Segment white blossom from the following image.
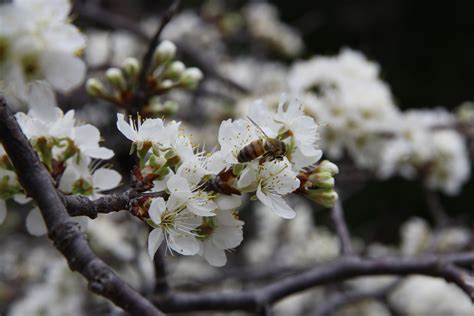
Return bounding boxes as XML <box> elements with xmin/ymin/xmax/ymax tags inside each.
<box><xmin>0</xmin><ymin>0</ymin><xmax>86</xmax><ymax>100</ymax></box>
<box><xmin>198</xmin><ymin>210</ymin><xmax>244</xmax><ymax>267</ymax></box>
<box><xmin>239</xmin><ymin>159</ymin><xmax>300</xmax><ymax>219</ymax></box>
<box><xmin>147</xmin><ymin>196</ymin><xmax>202</xmax><ymax>258</ymax></box>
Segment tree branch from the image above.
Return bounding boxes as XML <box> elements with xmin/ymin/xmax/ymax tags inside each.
<box><xmin>0</xmin><ymin>95</ymin><xmax>163</xmax><ymax>316</ymax></box>
<box><xmin>312</xmin><ymin>280</ymin><xmax>401</xmax><ymax>316</ymax></box>
<box><xmin>62</xmin><ymin>189</ymin><xmax>136</xmax><ymax>218</ymax></box>
<box><xmin>155</xmin><ymin>253</ymin><xmax>474</xmax><ymax>313</ymax></box>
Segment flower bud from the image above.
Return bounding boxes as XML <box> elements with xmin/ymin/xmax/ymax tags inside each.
<box><xmin>163</xmin><ymin>61</ymin><xmax>185</xmax><ymax>79</ymax></box>
<box><xmin>307</xmin><ymin>188</ymin><xmax>339</xmax><ymax>208</ymax></box>
<box><xmin>160</xmin><ymin>79</ymin><xmax>174</xmax><ymax>90</ymax></box>
<box><xmin>86</xmin><ymin>78</ymin><xmax>106</xmax><ymax>97</ymax></box>
<box><xmin>308</xmin><ymin>171</ymin><xmax>335</xmax><ymax>189</ymax></box>
<box><xmin>180</xmin><ymin>67</ymin><xmax>203</xmax><ymax>88</ymax></box>
<box><xmin>106</xmin><ymin>67</ymin><xmax>127</xmax><ymax>91</ymax></box>
<box><xmin>122</xmin><ymin>57</ymin><xmax>140</xmax><ymax>78</ymax></box>
<box><xmin>316</xmin><ymin>160</ymin><xmax>339</xmax><ymax>176</ymax></box>
<box><xmin>154</xmin><ymin>40</ymin><xmax>176</xmax><ymax>63</ymax></box>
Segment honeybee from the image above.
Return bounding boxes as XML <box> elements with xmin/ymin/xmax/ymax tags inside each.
<box><xmin>237</xmin><ymin>117</ymin><xmax>286</xmax><ymax>163</ymax></box>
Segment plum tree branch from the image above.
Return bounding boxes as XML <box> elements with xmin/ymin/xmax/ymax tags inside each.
<box><xmin>0</xmin><ymin>95</ymin><xmax>163</xmax><ymax>316</ymax></box>
<box><xmin>154</xmin><ymin>253</ymin><xmax>474</xmax><ymax>313</ymax></box>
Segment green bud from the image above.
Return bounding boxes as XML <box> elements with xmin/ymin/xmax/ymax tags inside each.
<box><xmin>308</xmin><ymin>188</ymin><xmax>339</xmax><ymax>208</ymax></box>
<box><xmin>86</xmin><ymin>78</ymin><xmax>106</xmax><ymax>97</ymax></box>
<box><xmin>154</xmin><ymin>40</ymin><xmax>176</xmax><ymax>64</ymax></box>
<box><xmin>106</xmin><ymin>67</ymin><xmax>127</xmax><ymax>91</ymax></box>
<box><xmin>316</xmin><ymin>160</ymin><xmax>339</xmax><ymax>176</ymax></box>
<box><xmin>160</xmin><ymin>79</ymin><xmax>174</xmax><ymax>90</ymax></box>
<box><xmin>163</xmin><ymin>61</ymin><xmax>185</xmax><ymax>79</ymax></box>
<box><xmin>122</xmin><ymin>57</ymin><xmax>140</xmax><ymax>78</ymax></box>
<box><xmin>180</xmin><ymin>67</ymin><xmax>203</xmax><ymax>88</ymax></box>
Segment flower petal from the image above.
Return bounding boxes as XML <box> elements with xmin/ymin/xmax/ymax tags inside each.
<box><xmin>167</xmin><ymin>174</ymin><xmax>191</xmax><ymax>193</ymax></box>
<box><xmin>212</xmin><ymin>226</ymin><xmax>243</xmax><ymax>250</ymax></box>
<box><xmin>42</xmin><ymin>52</ymin><xmax>85</xmax><ymax>93</ymax></box>
<box><xmin>148</xmin><ymin>198</ymin><xmax>166</xmax><ymax>224</ymax></box>
<box><xmin>203</xmin><ymin>241</ymin><xmax>227</xmax><ymax>267</ymax></box>
<box><xmin>92</xmin><ymin>168</ymin><xmax>121</xmax><ymax>191</ymax></box>
<box><xmin>116</xmin><ymin>113</ymin><xmax>138</xmax><ymax>141</ymax></box>
<box><xmin>27</xmin><ymin>81</ymin><xmax>58</xmax><ymax>122</ymax></box>
<box><xmin>169</xmin><ymin>234</ymin><xmax>199</xmax><ymax>255</ymax></box>
<box><xmin>148</xmin><ymin>229</ymin><xmax>164</xmax><ymax>259</ymax></box>
<box><xmin>256</xmin><ymin>186</ymin><xmax>295</xmax><ymax>219</ymax></box>
<box><xmin>215</xmin><ymin>194</ymin><xmax>241</xmax><ymax>210</ymax></box>
<box><xmin>188</xmin><ymin>200</ymin><xmax>216</xmax><ymax>217</ymax></box>
<box><xmin>26</xmin><ymin>207</ymin><xmax>48</xmax><ymax>236</ymax></box>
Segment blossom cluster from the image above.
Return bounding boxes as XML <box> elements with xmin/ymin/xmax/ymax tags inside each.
<box><xmin>288</xmin><ymin>49</ymin><xmax>471</xmax><ymax>195</ymax></box>
<box><xmin>86</xmin><ymin>40</ymin><xmax>203</xmax><ymax>117</ymax></box>
<box><xmin>116</xmin><ymin>96</ymin><xmax>337</xmax><ymax>266</ymax></box>
<box><xmin>0</xmin><ymin>0</ymin><xmax>85</xmax><ymax>102</ymax></box>
<box><xmin>0</xmin><ymin>82</ymin><xmax>121</xmax><ymax>233</ymax></box>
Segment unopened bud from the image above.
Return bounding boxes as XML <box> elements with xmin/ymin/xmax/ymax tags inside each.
<box><xmin>122</xmin><ymin>57</ymin><xmax>140</xmax><ymax>78</ymax></box>
<box><xmin>154</xmin><ymin>40</ymin><xmax>176</xmax><ymax>63</ymax></box>
<box><xmin>160</xmin><ymin>79</ymin><xmax>174</xmax><ymax>90</ymax></box>
<box><xmin>308</xmin><ymin>171</ymin><xmax>335</xmax><ymax>189</ymax></box>
<box><xmin>316</xmin><ymin>160</ymin><xmax>339</xmax><ymax>176</ymax></box>
<box><xmin>163</xmin><ymin>61</ymin><xmax>185</xmax><ymax>79</ymax></box>
<box><xmin>106</xmin><ymin>68</ymin><xmax>127</xmax><ymax>91</ymax></box>
<box><xmin>308</xmin><ymin>188</ymin><xmax>339</xmax><ymax>208</ymax></box>
<box><xmin>86</xmin><ymin>78</ymin><xmax>106</xmax><ymax>97</ymax></box>
<box><xmin>180</xmin><ymin>67</ymin><xmax>203</xmax><ymax>88</ymax></box>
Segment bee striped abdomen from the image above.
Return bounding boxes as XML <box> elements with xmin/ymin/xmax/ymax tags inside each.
<box><xmin>237</xmin><ymin>140</ymin><xmax>265</xmax><ymax>162</ymax></box>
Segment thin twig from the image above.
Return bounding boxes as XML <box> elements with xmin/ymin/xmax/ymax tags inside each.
<box><xmin>0</xmin><ymin>95</ymin><xmax>163</xmax><ymax>316</ymax></box>
<box><xmin>133</xmin><ymin>0</ymin><xmax>180</xmax><ymax>112</ymax></box>
<box><xmin>312</xmin><ymin>280</ymin><xmax>401</xmax><ymax>316</ymax></box>
<box><xmin>423</xmin><ymin>187</ymin><xmax>449</xmax><ymax>228</ymax></box>
<box><xmin>331</xmin><ymin>198</ymin><xmax>354</xmax><ymax>256</ymax></box>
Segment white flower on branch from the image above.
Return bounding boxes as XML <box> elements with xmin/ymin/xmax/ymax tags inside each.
<box><xmin>0</xmin><ymin>0</ymin><xmax>86</xmax><ymax>100</ymax></box>
<box><xmin>147</xmin><ymin>196</ymin><xmax>202</xmax><ymax>258</ymax></box>
<box><xmin>197</xmin><ymin>210</ymin><xmax>244</xmax><ymax>267</ymax></box>
<box><xmin>239</xmin><ymin>159</ymin><xmax>300</xmax><ymax>219</ymax></box>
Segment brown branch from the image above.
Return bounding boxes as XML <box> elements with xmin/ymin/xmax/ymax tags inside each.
<box><xmin>154</xmin><ymin>253</ymin><xmax>474</xmax><ymax>313</ymax></box>
<box><xmin>331</xmin><ymin>198</ymin><xmax>354</xmax><ymax>256</ymax></box>
<box><xmin>133</xmin><ymin>0</ymin><xmax>180</xmax><ymax>112</ymax></box>
<box><xmin>62</xmin><ymin>189</ymin><xmax>136</xmax><ymax>218</ymax></box>
<box><xmin>0</xmin><ymin>95</ymin><xmax>164</xmax><ymax>316</ymax></box>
